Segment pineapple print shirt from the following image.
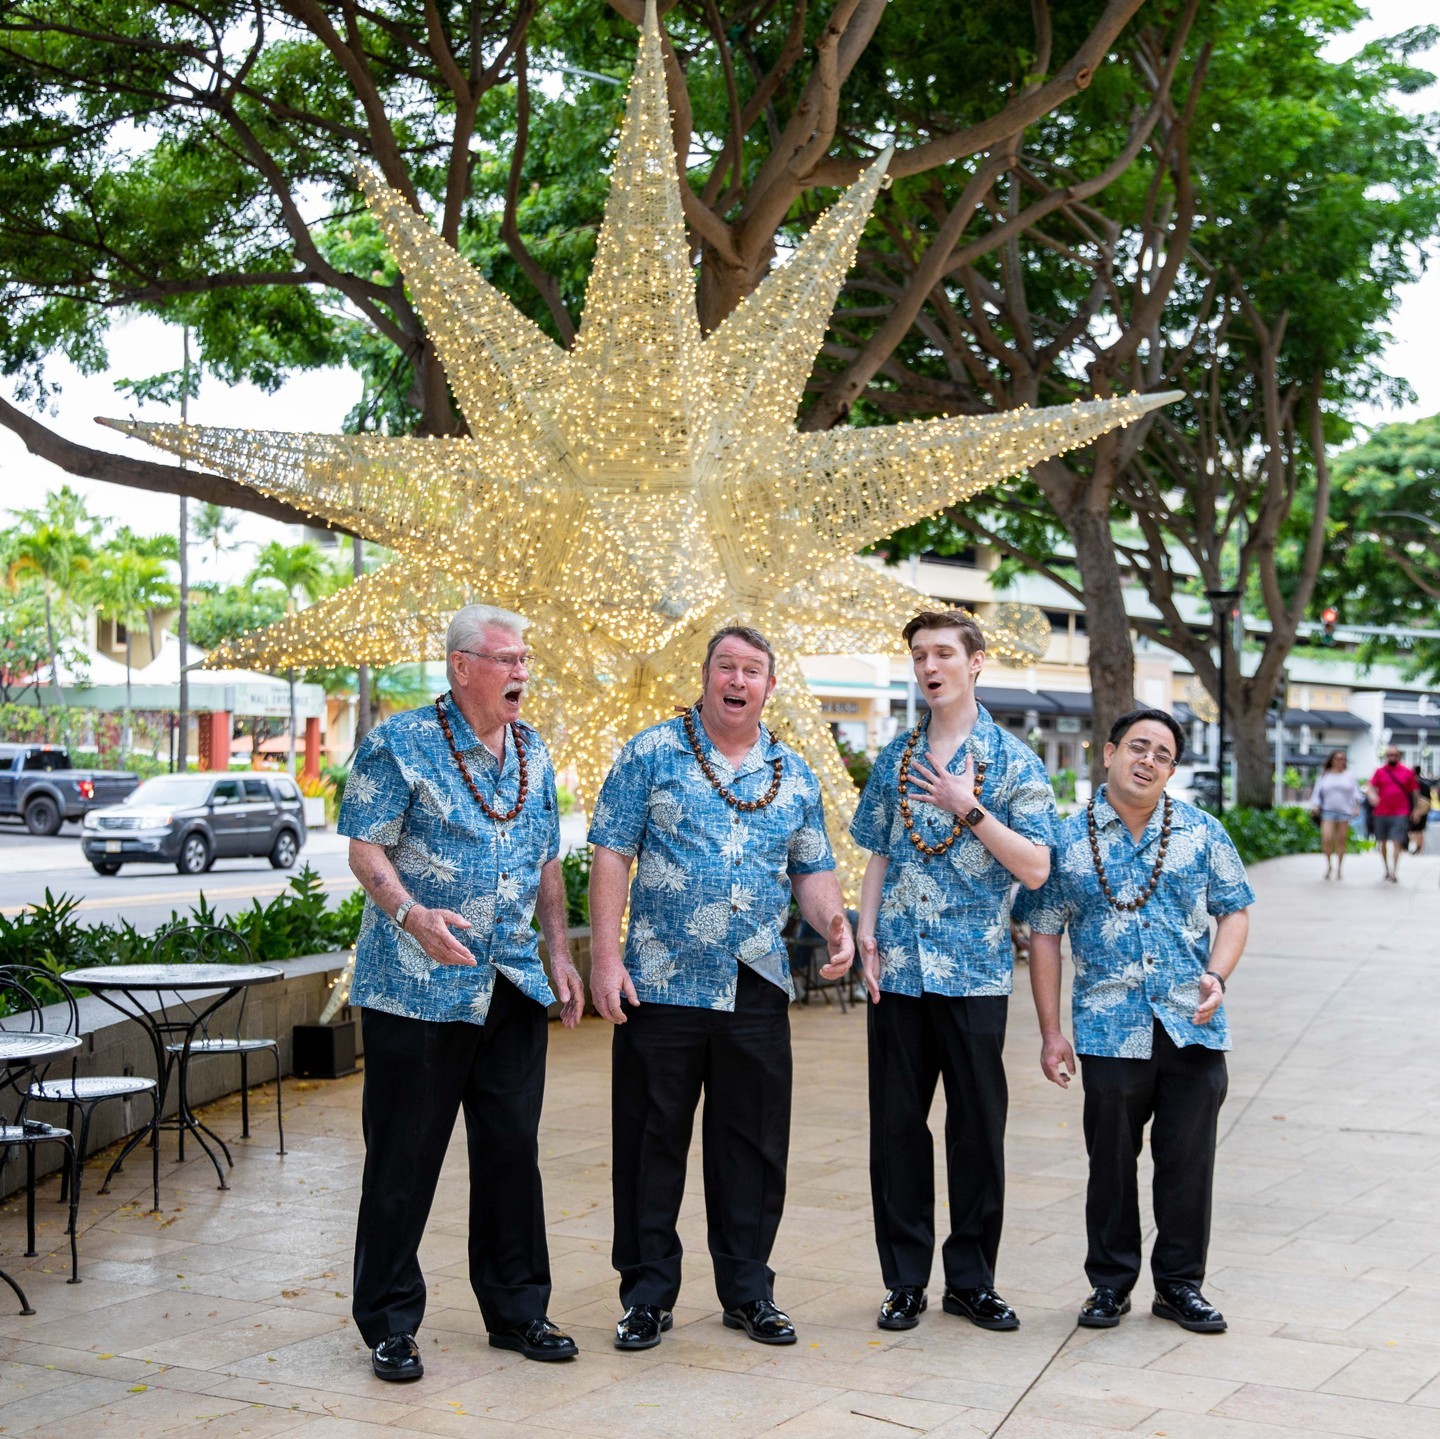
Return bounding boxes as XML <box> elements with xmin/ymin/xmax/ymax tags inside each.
<box><xmin>587</xmin><ymin>710</ymin><xmax>835</xmax><ymax>1011</ymax></box>
<box><xmin>337</xmin><ymin>697</ymin><xmax>560</xmax><ymax>1025</ymax></box>
<box><xmin>850</xmin><ymin>704</ymin><xmax>1057</xmax><ymax>999</ymax></box>
<box><xmin>1013</xmin><ymin>786</ymin><xmax>1254</xmax><ymax>1057</ymax></box>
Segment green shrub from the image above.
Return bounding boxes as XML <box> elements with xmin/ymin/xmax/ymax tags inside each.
<box><xmin>1214</xmin><ymin>805</ymin><xmax>1320</xmax><ymax>865</ymax></box>
<box><xmin>0</xmin><ymin>866</ymin><xmax>364</xmax><ymax>1013</ymax></box>
<box><xmin>560</xmin><ymin>848</ymin><xmax>591</xmax><ymax>927</ymax></box>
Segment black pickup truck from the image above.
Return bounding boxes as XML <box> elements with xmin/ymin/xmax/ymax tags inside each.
<box><xmin>0</xmin><ymin>744</ymin><xmax>140</xmax><ymax>835</ymax></box>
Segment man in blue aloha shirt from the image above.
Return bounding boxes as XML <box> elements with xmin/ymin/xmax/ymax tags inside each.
<box><xmin>1016</xmin><ymin>705</ymin><xmax>1253</xmax><ymax>1336</ymax></box>
<box><xmin>339</xmin><ymin>604</ymin><xmax>584</xmax><ymax>1383</ymax></box>
<box><xmin>588</xmin><ymin>626</ymin><xmax>854</xmax><ymax>1353</ymax></box>
<box><xmin>851</xmin><ymin>610</ymin><xmax>1056</xmax><ymax>1336</ymax></box>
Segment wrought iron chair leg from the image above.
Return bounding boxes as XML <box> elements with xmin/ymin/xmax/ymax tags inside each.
<box><xmin>149</xmin><ymin>1088</ymin><xmax>161</xmax><ymax>1212</ymax></box>
<box><xmin>0</xmin><ymin>1265</ymin><xmax>34</xmax><ymax>1316</ymax></box>
<box><xmin>24</xmin><ymin>1143</ymin><xmax>37</xmax><ymax>1256</ymax></box>
<box><xmin>62</xmin><ymin>1135</ymin><xmax>80</xmax><ymax>1284</ymax></box>
<box><xmin>240</xmin><ymin>1052</ymin><xmax>250</xmax><ymax>1138</ymax></box>
<box><xmin>273</xmin><ymin>1049</ymin><xmax>285</xmax><ymax>1156</ymax></box>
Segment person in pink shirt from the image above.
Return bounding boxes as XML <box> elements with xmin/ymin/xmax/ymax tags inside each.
<box><xmin>1368</xmin><ymin>747</ymin><xmax>1419</xmax><ymax>884</ymax></box>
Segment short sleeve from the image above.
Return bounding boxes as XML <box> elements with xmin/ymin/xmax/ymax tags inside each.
<box><xmin>1203</xmin><ymin>817</ymin><xmax>1255</xmax><ymax>916</ymax></box>
<box><xmin>338</xmin><ymin>728</ymin><xmax>410</xmax><ymax>845</ymax></box>
<box><xmin>1004</xmin><ymin>746</ymin><xmax>1058</xmax><ymax>847</ymax></box>
<box><xmin>541</xmin><ymin>761</ymin><xmax>561</xmax><ymax>865</ymax></box>
<box><xmin>1013</xmin><ymin>868</ymin><xmax>1072</xmax><ymax>935</ymax></box>
<box><xmin>587</xmin><ymin>738</ymin><xmax>653</xmax><ymax>857</ymax></box>
<box><xmin>787</xmin><ymin>767</ymin><xmax>836</xmax><ymax>874</ymax></box>
<box><xmin>849</xmin><ymin>746</ymin><xmax>896</xmax><ymax>855</ymax></box>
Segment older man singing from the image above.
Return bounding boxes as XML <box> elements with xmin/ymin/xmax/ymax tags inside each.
<box><xmin>340</xmin><ymin>603</ymin><xmax>584</xmax><ymax>1381</ymax></box>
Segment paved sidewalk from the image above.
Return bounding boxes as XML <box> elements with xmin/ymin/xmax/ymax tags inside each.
<box><xmin>1</xmin><ymin>850</ymin><xmax>1437</xmax><ymax>1438</ymax></box>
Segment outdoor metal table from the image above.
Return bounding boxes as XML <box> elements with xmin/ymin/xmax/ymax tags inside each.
<box><xmin>59</xmin><ymin>964</ymin><xmax>281</xmax><ymax>1202</ymax></box>
<box><xmin>1</xmin><ymin>1030</ymin><xmax>83</xmax><ymax>1313</ymax></box>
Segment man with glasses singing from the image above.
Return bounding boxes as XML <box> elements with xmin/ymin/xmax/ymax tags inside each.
<box><xmin>1016</xmin><ymin>706</ymin><xmax>1253</xmax><ymax>1334</ymax></box>
<box><xmin>339</xmin><ymin>604</ymin><xmax>585</xmax><ymax>1381</ymax></box>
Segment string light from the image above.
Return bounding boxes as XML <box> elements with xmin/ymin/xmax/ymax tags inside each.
<box><xmin>100</xmin><ymin>0</ymin><xmax>1177</xmax><ymax>892</ymax></box>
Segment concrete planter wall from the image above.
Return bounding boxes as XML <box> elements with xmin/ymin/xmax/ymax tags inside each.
<box><xmin>3</xmin><ymin>929</ymin><xmax>593</xmax><ymax>1199</ymax></box>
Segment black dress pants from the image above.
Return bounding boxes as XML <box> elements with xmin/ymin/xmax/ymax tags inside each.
<box><xmin>868</xmin><ymin>990</ymin><xmax>1009</xmax><ymax>1291</ymax></box>
<box><xmin>611</xmin><ymin>962</ymin><xmax>792</xmax><ymax>1311</ymax></box>
<box><xmin>352</xmin><ymin>976</ymin><xmax>552</xmax><ymax>1346</ymax></box>
<box><xmin>1080</xmin><ymin>1020</ymin><xmax>1228</xmax><ymax>1295</ymax></box>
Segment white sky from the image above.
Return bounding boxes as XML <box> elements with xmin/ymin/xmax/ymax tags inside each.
<box><xmin>1</xmin><ymin>1</ymin><xmax>1434</xmax><ymax>580</ymax></box>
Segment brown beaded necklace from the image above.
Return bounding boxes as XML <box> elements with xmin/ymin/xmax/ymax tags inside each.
<box><xmin>435</xmin><ymin>694</ymin><xmax>529</xmax><ymax>822</ymax></box>
<box><xmin>1088</xmin><ymin>791</ymin><xmax>1172</xmax><ymax>911</ymax></box>
<box><xmin>682</xmin><ymin>705</ymin><xmax>783</xmax><ymax>812</ymax></box>
<box><xmin>897</xmin><ymin>714</ymin><xmax>987</xmax><ymax>858</ymax></box>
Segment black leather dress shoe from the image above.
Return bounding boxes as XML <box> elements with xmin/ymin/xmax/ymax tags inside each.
<box><xmin>941</xmin><ymin>1286</ymin><xmax>1020</xmax><ymax>1331</ymax></box>
<box><xmin>1077</xmin><ymin>1286</ymin><xmax>1131</xmax><ymax>1328</ymax></box>
<box><xmin>877</xmin><ymin>1286</ymin><xmax>928</xmax><ymax>1331</ymax></box>
<box><xmin>371</xmin><ymin>1331</ymin><xmax>423</xmax><ymax>1381</ymax></box>
<box><xmin>1152</xmin><ymin>1281</ymin><xmax>1226</xmax><ymax>1333</ymax></box>
<box><xmin>615</xmin><ymin>1304</ymin><xmax>673</xmax><ymax>1351</ymax></box>
<box><xmin>488</xmin><ymin>1317</ymin><xmax>579</xmax><ymax>1360</ymax></box>
<box><xmin>722</xmin><ymin>1298</ymin><xmax>797</xmax><ymax>1345</ymax></box>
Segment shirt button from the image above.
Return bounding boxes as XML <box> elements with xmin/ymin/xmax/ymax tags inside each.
<box><xmin>730</xmin><ymin>905</ymin><xmax>739</xmax><ymax>913</ymax></box>
<box><xmin>731</xmin><ymin>815</ymin><xmax>740</xmax><ymax>825</ymax></box>
<box><xmin>734</xmin><ymin>858</ymin><xmax>741</xmax><ymax>867</ymax></box>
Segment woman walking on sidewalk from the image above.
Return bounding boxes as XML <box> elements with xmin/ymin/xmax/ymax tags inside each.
<box><xmin>1308</xmin><ymin>750</ymin><xmax>1363</xmax><ymax>880</ymax></box>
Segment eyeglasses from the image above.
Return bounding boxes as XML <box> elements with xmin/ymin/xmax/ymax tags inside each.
<box><xmin>455</xmin><ymin>648</ymin><xmax>535</xmax><ymax>671</ymax></box>
<box><xmin>1122</xmin><ymin>738</ymin><xmax>1177</xmax><ymax>768</ymax></box>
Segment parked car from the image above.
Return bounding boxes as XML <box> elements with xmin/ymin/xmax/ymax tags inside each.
<box><xmin>81</xmin><ymin>772</ymin><xmax>307</xmax><ymax>876</ymax></box>
<box><xmin>0</xmin><ymin>743</ymin><xmax>140</xmax><ymax>835</ymax></box>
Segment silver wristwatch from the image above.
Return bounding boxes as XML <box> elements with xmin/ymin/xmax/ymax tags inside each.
<box><xmin>394</xmin><ymin>899</ymin><xmax>416</xmax><ymax>931</ymax></box>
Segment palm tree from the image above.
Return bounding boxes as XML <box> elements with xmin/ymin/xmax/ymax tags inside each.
<box><xmin>89</xmin><ymin>545</ymin><xmax>177</xmax><ymax>759</ymax></box>
<box><xmin>249</xmin><ymin>540</ymin><xmax>331</xmax><ymax>773</ymax></box>
<box><xmin>7</xmin><ymin>523</ymin><xmax>93</xmax><ymax>709</ymax></box>
<box><xmin>190</xmin><ymin>502</ymin><xmax>239</xmax><ymax>573</ymax></box>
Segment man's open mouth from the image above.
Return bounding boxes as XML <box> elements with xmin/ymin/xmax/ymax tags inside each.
<box><xmin>504</xmin><ymin>684</ymin><xmax>524</xmax><ymax>703</ymax></box>
<box><xmin>925</xmin><ymin>678</ymin><xmax>943</xmax><ymax>693</ymax></box>
<box><xmin>721</xmin><ymin>694</ymin><xmax>748</xmax><ymax>710</ymax></box>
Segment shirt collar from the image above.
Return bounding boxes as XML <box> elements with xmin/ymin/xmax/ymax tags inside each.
<box><xmin>688</xmin><ymin>705</ymin><xmax>778</xmax><ymax>779</ymax></box>
<box><xmin>1092</xmin><ymin>783</ymin><xmax>1169</xmax><ymax>845</ymax></box>
<box><xmin>442</xmin><ymin>692</ymin><xmax>512</xmax><ymax>775</ymax></box>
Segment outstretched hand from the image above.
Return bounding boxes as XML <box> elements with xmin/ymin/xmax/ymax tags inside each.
<box><xmin>857</xmin><ymin>932</ymin><xmax>882</xmax><ymax>1004</ymax></box>
<box><xmin>1040</xmin><ymin>1031</ymin><xmax>1077</xmax><ymax>1088</ymax></box>
<box><xmin>590</xmin><ymin>955</ymin><xmax>639</xmax><ymax>1025</ymax></box>
<box><xmin>818</xmin><ymin>911</ymin><xmax>855</xmax><ymax>981</ymax></box>
<box><xmin>405</xmin><ymin>906</ymin><xmax>476</xmax><ymax>966</ymax></box>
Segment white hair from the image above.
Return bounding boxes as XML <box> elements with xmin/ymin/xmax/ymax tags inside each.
<box><xmin>445</xmin><ymin>604</ymin><xmax>529</xmax><ymax>686</ymax></box>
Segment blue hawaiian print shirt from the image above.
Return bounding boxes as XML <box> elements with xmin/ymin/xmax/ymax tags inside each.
<box><xmin>337</xmin><ymin>697</ymin><xmax>559</xmax><ymax>1025</ymax></box>
<box><xmin>850</xmin><ymin>704</ymin><xmax>1057</xmax><ymax>998</ymax></box>
<box><xmin>1014</xmin><ymin>786</ymin><xmax>1254</xmax><ymax>1057</ymax></box>
<box><xmin>587</xmin><ymin>710</ymin><xmax>836</xmax><ymax>1011</ymax></box>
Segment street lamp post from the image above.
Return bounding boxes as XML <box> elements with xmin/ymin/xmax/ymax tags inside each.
<box><xmin>1205</xmin><ymin>587</ymin><xmax>1241</xmax><ymax>816</ymax></box>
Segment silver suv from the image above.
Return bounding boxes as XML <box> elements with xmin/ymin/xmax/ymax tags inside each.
<box><xmin>81</xmin><ymin>772</ymin><xmax>308</xmax><ymax>876</ymax></box>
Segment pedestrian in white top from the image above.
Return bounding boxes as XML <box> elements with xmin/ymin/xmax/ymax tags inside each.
<box><xmin>1306</xmin><ymin>750</ymin><xmax>1362</xmax><ymax>880</ymax></box>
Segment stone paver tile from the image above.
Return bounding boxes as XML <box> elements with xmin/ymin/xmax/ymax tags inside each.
<box><xmin>1205</xmin><ymin>1267</ymin><xmax>1400</xmax><ymax>1330</ymax></box>
<box><xmin>0</xmin><ymin>1375</ymin><xmax>154</xmax><ymax>1438</ymax></box>
<box><xmin>204</xmin><ymin>1373</ymin><xmax>439</xmax><ymax>1422</ymax></box>
<box><xmin>3</xmin><ymin>1382</ymin><xmax>259</xmax><ymax>1439</ymax></box>
<box><xmin>1029</xmin><ymin>1356</ymin><xmax>1240</xmax><ymax>1415</ymax></box>
<box><xmin>1342</xmin><ymin>1285</ymin><xmax>1440</xmax><ymax>1342</ymax></box>
<box><xmin>154</xmin><ymin>1401</ymin><xmax>318</xmax><ymax>1438</ymax></box>
<box><xmin>523</xmin><ymin>1360</ymin><xmax>840</xmax><ymax>1438</ymax></box>
<box><xmin>761</xmin><ymin>1391</ymin><xmax>992</xmax><ymax>1437</ymax></box>
<box><xmin>1131</xmin><ymin>1409</ymin><xmax>1351</xmax><ymax>1439</ymax></box>
<box><xmin>1320</xmin><ymin>1345</ymin><xmax>1440</xmax><ymax>1402</ymax></box>
<box><xmin>14</xmin><ymin>1289</ymin><xmax>273</xmax><ymax>1354</ymax></box>
<box><xmin>1214</xmin><ymin>1381</ymin><xmax>1440</xmax><ymax>1437</ymax></box>
<box><xmin>1064</xmin><ymin>1322</ymin><xmax>1188</xmax><ymax>1369</ymax></box>
<box><xmin>1147</xmin><ymin>1333</ymin><xmax>1361</xmax><ymax>1389</ymax></box>
<box><xmin>0</xmin><ymin>1359</ymin><xmax>90</xmax><ymax>1402</ymax></box>
<box><xmin>124</xmin><ymin>1308</ymin><xmax>351</xmax><ymax>1369</ymax></box>
<box><xmin>979</xmin><ymin>1420</ymin><xmax>1149</xmax><ymax>1439</ymax></box>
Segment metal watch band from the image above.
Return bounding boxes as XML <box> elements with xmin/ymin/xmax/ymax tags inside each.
<box><xmin>394</xmin><ymin>899</ymin><xmax>416</xmax><ymax>931</ymax></box>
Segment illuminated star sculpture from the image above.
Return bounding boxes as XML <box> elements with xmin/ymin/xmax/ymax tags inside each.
<box><xmin>102</xmin><ymin>0</ymin><xmax>1175</xmax><ymax>885</ymax></box>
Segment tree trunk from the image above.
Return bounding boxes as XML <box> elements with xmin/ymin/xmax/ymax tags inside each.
<box><xmin>1231</xmin><ymin>692</ymin><xmax>1274</xmax><ymax>809</ymax></box>
<box><xmin>1066</xmin><ymin>504</ymin><xmax>1137</xmax><ymax>785</ymax></box>
<box><xmin>122</xmin><ymin>628</ymin><xmax>133</xmax><ymax>761</ymax></box>
<box><xmin>42</xmin><ymin>584</ymin><xmax>60</xmax><ymax>710</ymax></box>
<box><xmin>354</xmin><ymin>538</ymin><xmax>372</xmax><ymax>743</ymax></box>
